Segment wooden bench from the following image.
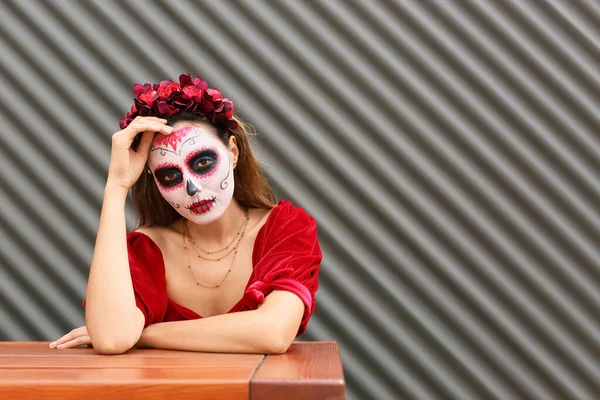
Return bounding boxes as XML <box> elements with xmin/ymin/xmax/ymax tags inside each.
<box><xmin>0</xmin><ymin>341</ymin><xmax>345</xmax><ymax>399</ymax></box>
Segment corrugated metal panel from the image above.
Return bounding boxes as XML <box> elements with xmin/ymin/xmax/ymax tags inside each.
<box><xmin>1</xmin><ymin>1</ymin><xmax>599</xmax><ymax>399</ymax></box>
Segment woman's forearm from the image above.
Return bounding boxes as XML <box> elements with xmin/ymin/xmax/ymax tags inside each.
<box><xmin>137</xmin><ymin>309</ymin><xmax>286</xmax><ymax>354</ymax></box>
<box><xmin>85</xmin><ymin>185</ymin><xmax>143</xmax><ymax>353</ymax></box>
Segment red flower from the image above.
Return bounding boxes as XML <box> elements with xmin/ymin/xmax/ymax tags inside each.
<box><xmin>222</xmin><ymin>99</ymin><xmax>234</xmax><ymax>119</ymax></box>
<box><xmin>121</xmin><ymin>73</ymin><xmax>237</xmax><ymax>131</ymax></box>
<box><xmin>193</xmin><ymin>77</ymin><xmax>208</xmax><ymax>91</ymax></box>
<box><xmin>179</xmin><ymin>73</ymin><xmax>193</xmax><ymax>87</ymax></box>
<box><xmin>199</xmin><ymin>97</ymin><xmax>214</xmax><ymax>113</ymax></box>
<box><xmin>139</xmin><ymin>90</ymin><xmax>158</xmax><ymax>106</ymax></box>
<box><xmin>157</xmin><ymin>81</ymin><xmax>180</xmax><ymax>99</ymax></box>
<box><xmin>212</xmin><ymin>99</ymin><xmax>234</xmax><ymax>119</ymax></box>
<box><xmin>133</xmin><ymin>98</ymin><xmax>152</xmax><ymax>115</ymax></box>
<box><xmin>133</xmin><ymin>83</ymin><xmax>152</xmax><ymax>96</ymax></box>
<box><xmin>119</xmin><ymin>112</ymin><xmax>133</xmax><ymax>129</ymax></box>
<box><xmin>172</xmin><ymin>94</ymin><xmax>194</xmax><ymax>109</ymax></box>
<box><xmin>182</xmin><ymin>85</ymin><xmax>203</xmax><ymax>100</ymax></box>
<box><xmin>206</xmin><ymin>88</ymin><xmax>222</xmax><ymax>101</ymax></box>
<box><xmin>157</xmin><ymin>101</ymin><xmax>179</xmax><ymax>116</ymax></box>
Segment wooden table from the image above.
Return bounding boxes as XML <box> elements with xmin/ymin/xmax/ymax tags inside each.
<box><xmin>0</xmin><ymin>341</ymin><xmax>345</xmax><ymax>399</ymax></box>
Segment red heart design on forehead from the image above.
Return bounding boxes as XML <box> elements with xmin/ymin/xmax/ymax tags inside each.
<box><xmin>153</xmin><ymin>126</ymin><xmax>194</xmax><ymax>152</ymax></box>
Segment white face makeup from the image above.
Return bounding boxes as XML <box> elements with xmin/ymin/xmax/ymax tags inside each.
<box><xmin>147</xmin><ymin>123</ymin><xmax>235</xmax><ymax>225</ymax></box>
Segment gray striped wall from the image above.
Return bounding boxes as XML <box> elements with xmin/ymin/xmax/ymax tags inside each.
<box><xmin>1</xmin><ymin>1</ymin><xmax>599</xmax><ymax>399</ymax></box>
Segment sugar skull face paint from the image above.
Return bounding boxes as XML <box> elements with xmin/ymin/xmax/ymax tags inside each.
<box><xmin>147</xmin><ymin>123</ymin><xmax>235</xmax><ymax>225</ymax></box>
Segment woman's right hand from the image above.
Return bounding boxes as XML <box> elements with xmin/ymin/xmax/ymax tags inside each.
<box><xmin>50</xmin><ymin>325</ymin><xmax>92</xmax><ymax>349</ymax></box>
<box><xmin>106</xmin><ymin>116</ymin><xmax>173</xmax><ymax>190</ymax></box>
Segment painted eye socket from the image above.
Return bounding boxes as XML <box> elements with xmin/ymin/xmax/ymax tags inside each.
<box><xmin>189</xmin><ymin>150</ymin><xmax>218</xmax><ymax>175</ymax></box>
<box><xmin>154</xmin><ymin>168</ymin><xmax>182</xmax><ymax>187</ymax></box>
<box><xmin>194</xmin><ymin>157</ymin><xmax>213</xmax><ymax>169</ymax></box>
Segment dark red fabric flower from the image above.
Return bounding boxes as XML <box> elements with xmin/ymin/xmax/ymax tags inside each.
<box><xmin>181</xmin><ymin>85</ymin><xmax>203</xmax><ymax>100</ymax></box>
<box><xmin>157</xmin><ymin>81</ymin><xmax>180</xmax><ymax>99</ymax></box>
<box><xmin>119</xmin><ymin>73</ymin><xmax>237</xmax><ymax>131</ymax></box>
<box><xmin>139</xmin><ymin>90</ymin><xmax>158</xmax><ymax>106</ymax></box>
<box><xmin>156</xmin><ymin>101</ymin><xmax>178</xmax><ymax>116</ymax></box>
<box><xmin>206</xmin><ymin>88</ymin><xmax>221</xmax><ymax>101</ymax></box>
<box><xmin>133</xmin><ymin>83</ymin><xmax>152</xmax><ymax>96</ymax></box>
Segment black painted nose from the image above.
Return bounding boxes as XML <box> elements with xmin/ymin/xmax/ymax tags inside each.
<box><xmin>186</xmin><ymin>179</ymin><xmax>201</xmax><ymax>196</ymax></box>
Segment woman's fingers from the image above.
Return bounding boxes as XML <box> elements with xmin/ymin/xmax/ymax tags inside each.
<box><xmin>135</xmin><ymin>130</ymin><xmax>157</xmax><ymax>159</ymax></box>
<box><xmin>131</xmin><ymin>116</ymin><xmax>167</xmax><ymax>124</ymax></box>
<box><xmin>106</xmin><ymin>116</ymin><xmax>172</xmax><ymax>189</ymax></box>
<box><xmin>50</xmin><ymin>326</ymin><xmax>88</xmax><ymax>349</ymax></box>
<box><xmin>128</xmin><ymin>117</ymin><xmax>172</xmax><ymax>135</ymax></box>
<box><xmin>145</xmin><ymin>117</ymin><xmax>167</xmax><ymax>122</ymax></box>
<box><xmin>56</xmin><ymin>335</ymin><xmax>92</xmax><ymax>349</ymax></box>
<box><xmin>113</xmin><ymin>117</ymin><xmax>172</xmax><ymax>147</ymax></box>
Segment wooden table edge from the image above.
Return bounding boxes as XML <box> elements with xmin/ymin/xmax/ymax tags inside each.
<box><xmin>250</xmin><ymin>341</ymin><xmax>345</xmax><ymax>399</ymax></box>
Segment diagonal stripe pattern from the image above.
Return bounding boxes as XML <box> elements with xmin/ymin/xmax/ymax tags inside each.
<box><xmin>1</xmin><ymin>1</ymin><xmax>599</xmax><ymax>399</ymax></box>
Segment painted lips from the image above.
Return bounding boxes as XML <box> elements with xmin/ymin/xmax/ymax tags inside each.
<box><xmin>188</xmin><ymin>198</ymin><xmax>215</xmax><ymax>215</ymax></box>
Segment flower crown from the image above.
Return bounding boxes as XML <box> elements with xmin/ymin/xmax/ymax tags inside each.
<box><xmin>119</xmin><ymin>73</ymin><xmax>238</xmax><ymax>131</ymax></box>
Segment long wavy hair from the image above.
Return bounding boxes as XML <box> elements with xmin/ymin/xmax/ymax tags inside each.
<box><xmin>130</xmin><ymin>112</ymin><xmax>276</xmax><ymax>228</ymax></box>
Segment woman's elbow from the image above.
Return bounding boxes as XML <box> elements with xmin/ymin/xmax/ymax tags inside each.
<box><xmin>87</xmin><ymin>309</ymin><xmax>145</xmax><ymax>355</ymax></box>
<box><xmin>89</xmin><ymin>330</ymin><xmax>140</xmax><ymax>355</ymax></box>
<box><xmin>94</xmin><ymin>344</ymin><xmax>127</xmax><ymax>355</ymax></box>
<box><xmin>92</xmin><ymin>338</ymin><xmax>135</xmax><ymax>355</ymax></box>
<box><xmin>263</xmin><ymin>329</ymin><xmax>295</xmax><ymax>355</ymax></box>
<box><xmin>264</xmin><ymin>343</ymin><xmax>289</xmax><ymax>355</ymax></box>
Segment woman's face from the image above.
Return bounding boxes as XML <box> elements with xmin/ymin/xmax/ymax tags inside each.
<box><xmin>147</xmin><ymin>122</ymin><xmax>236</xmax><ymax>225</ymax></box>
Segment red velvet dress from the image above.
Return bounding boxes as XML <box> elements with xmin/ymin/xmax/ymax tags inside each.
<box><xmin>85</xmin><ymin>200</ymin><xmax>322</xmax><ymax>337</ymax></box>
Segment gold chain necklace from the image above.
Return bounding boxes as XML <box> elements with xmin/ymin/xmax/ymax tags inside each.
<box><xmin>183</xmin><ymin>209</ymin><xmax>249</xmax><ymax>261</ymax></box>
<box><xmin>185</xmin><ymin>211</ymin><xmax>246</xmax><ymax>255</ymax></box>
<box><xmin>182</xmin><ymin>209</ymin><xmax>249</xmax><ymax>288</ymax></box>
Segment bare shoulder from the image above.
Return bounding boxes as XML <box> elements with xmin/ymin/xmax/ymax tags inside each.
<box><xmin>248</xmin><ymin>207</ymin><xmax>273</xmax><ymax>234</ymax></box>
<box><xmin>133</xmin><ymin>225</ymin><xmax>171</xmax><ymax>249</ymax></box>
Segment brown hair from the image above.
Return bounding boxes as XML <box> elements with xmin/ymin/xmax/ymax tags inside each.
<box><xmin>130</xmin><ymin>112</ymin><xmax>276</xmax><ymax>228</ymax></box>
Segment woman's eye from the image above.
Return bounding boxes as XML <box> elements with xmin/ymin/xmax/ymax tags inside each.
<box><xmin>194</xmin><ymin>157</ymin><xmax>213</xmax><ymax>169</ymax></box>
<box><xmin>155</xmin><ymin>168</ymin><xmax>182</xmax><ymax>187</ymax></box>
<box><xmin>190</xmin><ymin>151</ymin><xmax>218</xmax><ymax>174</ymax></box>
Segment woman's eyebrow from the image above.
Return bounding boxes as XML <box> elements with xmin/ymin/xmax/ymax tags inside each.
<box><xmin>154</xmin><ymin>162</ymin><xmax>181</xmax><ymax>170</ymax></box>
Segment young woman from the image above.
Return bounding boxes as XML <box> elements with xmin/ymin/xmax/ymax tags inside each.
<box><xmin>50</xmin><ymin>74</ymin><xmax>322</xmax><ymax>355</ymax></box>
